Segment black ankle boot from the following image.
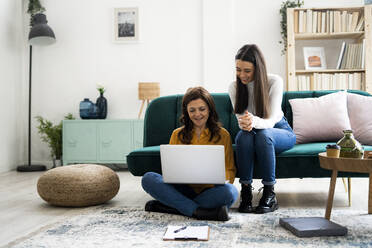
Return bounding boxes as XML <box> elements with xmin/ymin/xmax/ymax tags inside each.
<box><xmin>192</xmin><ymin>206</ymin><xmax>229</xmax><ymax>221</ymax></box>
<box><xmin>145</xmin><ymin>200</ymin><xmax>182</xmax><ymax>215</ymax></box>
<box><xmin>238</xmin><ymin>184</ymin><xmax>254</xmax><ymax>213</ymax></box>
<box><xmin>255</xmin><ymin>185</ymin><xmax>278</xmax><ymax>214</ymax></box>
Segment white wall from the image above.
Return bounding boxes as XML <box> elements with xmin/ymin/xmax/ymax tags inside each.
<box><xmin>1</xmin><ymin>0</ymin><xmax>364</xmax><ymax>170</ymax></box>
<box><xmin>0</xmin><ymin>0</ymin><xmax>25</xmax><ymax>172</ymax></box>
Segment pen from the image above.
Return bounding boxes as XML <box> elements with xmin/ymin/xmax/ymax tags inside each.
<box><xmin>174</xmin><ymin>226</ymin><xmax>187</xmax><ymax>233</ymax></box>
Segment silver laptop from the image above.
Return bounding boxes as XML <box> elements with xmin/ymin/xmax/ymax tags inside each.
<box><xmin>160</xmin><ymin>145</ymin><xmax>226</xmax><ymax>184</ymax></box>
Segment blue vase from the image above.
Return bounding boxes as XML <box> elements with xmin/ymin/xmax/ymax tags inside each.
<box><xmin>80</xmin><ymin>98</ymin><xmax>99</xmax><ymax>119</ymax></box>
<box><xmin>80</xmin><ymin>98</ymin><xmax>94</xmax><ymax>119</ymax></box>
<box><xmin>96</xmin><ymin>93</ymin><xmax>107</xmax><ymax>119</ymax></box>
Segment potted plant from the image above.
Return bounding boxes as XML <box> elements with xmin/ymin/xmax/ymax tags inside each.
<box><xmin>279</xmin><ymin>0</ymin><xmax>304</xmax><ymax>55</ymax></box>
<box><xmin>35</xmin><ymin>113</ymin><xmax>75</xmax><ymax>168</ymax></box>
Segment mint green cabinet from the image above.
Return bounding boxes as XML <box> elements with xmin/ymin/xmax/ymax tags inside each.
<box><xmin>62</xmin><ymin>120</ymin><xmax>143</xmax><ymax>165</ymax></box>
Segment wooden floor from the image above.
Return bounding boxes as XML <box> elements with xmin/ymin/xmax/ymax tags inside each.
<box><xmin>0</xmin><ymin>169</ymin><xmax>369</xmax><ymax>247</ymax></box>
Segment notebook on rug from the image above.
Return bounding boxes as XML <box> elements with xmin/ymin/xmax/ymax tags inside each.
<box><xmin>163</xmin><ymin>225</ymin><xmax>210</xmax><ymax>241</ymax></box>
<box><xmin>160</xmin><ymin>145</ymin><xmax>226</xmax><ymax>184</ymax></box>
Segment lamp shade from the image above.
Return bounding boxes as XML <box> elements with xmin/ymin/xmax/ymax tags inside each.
<box><xmin>28</xmin><ymin>13</ymin><xmax>56</xmax><ymax>46</ymax></box>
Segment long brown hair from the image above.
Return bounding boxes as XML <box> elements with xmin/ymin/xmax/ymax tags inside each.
<box><xmin>234</xmin><ymin>44</ymin><xmax>270</xmax><ymax>118</ymax></box>
<box><xmin>178</xmin><ymin>87</ymin><xmax>221</xmax><ymax>144</ymax></box>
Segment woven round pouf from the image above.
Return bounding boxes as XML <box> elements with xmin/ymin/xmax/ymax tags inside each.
<box><xmin>37</xmin><ymin>164</ymin><xmax>120</xmax><ymax>207</ymax></box>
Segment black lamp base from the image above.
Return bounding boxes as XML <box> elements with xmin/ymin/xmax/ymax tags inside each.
<box><xmin>17</xmin><ymin>164</ymin><xmax>47</xmax><ymax>172</ymax></box>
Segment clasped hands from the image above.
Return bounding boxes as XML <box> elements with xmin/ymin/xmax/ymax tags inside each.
<box><xmin>238</xmin><ymin>111</ymin><xmax>253</xmax><ymax>131</ymax></box>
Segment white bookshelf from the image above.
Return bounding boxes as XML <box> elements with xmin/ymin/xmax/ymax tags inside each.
<box><xmin>286</xmin><ymin>5</ymin><xmax>372</xmax><ymax>93</ymax></box>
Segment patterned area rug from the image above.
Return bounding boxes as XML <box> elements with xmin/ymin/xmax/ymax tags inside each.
<box><xmin>11</xmin><ymin>206</ymin><xmax>372</xmax><ymax>248</ymax></box>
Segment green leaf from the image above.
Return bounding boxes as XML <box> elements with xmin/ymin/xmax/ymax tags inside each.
<box><xmin>35</xmin><ymin>113</ymin><xmax>75</xmax><ymax>159</ymax></box>
<box><xmin>279</xmin><ymin>0</ymin><xmax>304</xmax><ymax>56</ymax></box>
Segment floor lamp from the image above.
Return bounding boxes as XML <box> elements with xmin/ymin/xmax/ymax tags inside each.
<box><xmin>17</xmin><ymin>13</ymin><xmax>56</xmax><ymax>172</ymax></box>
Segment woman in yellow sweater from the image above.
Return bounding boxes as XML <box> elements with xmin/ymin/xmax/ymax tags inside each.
<box><xmin>141</xmin><ymin>87</ymin><xmax>238</xmax><ymax>221</ymax></box>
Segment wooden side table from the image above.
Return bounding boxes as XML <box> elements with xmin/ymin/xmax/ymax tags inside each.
<box><xmin>318</xmin><ymin>152</ymin><xmax>372</xmax><ymax>220</ymax></box>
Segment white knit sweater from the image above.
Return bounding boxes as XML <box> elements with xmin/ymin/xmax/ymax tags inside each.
<box><xmin>228</xmin><ymin>74</ymin><xmax>284</xmax><ymax>129</ymax></box>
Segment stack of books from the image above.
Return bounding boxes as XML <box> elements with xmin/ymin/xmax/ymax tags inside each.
<box><xmin>295</xmin><ymin>72</ymin><xmax>364</xmax><ymax>91</ymax></box>
<box><xmin>336</xmin><ymin>40</ymin><xmax>365</xmax><ymax>69</ymax></box>
<box><xmin>295</xmin><ymin>9</ymin><xmax>364</xmax><ymax>34</ymax></box>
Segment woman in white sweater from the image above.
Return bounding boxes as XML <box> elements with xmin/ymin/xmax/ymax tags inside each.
<box><xmin>228</xmin><ymin>44</ymin><xmax>296</xmax><ymax>214</ymax></box>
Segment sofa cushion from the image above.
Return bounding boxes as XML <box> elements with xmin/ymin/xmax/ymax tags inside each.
<box><xmin>289</xmin><ymin>91</ymin><xmax>351</xmax><ymax>144</ymax></box>
<box><xmin>347</xmin><ymin>93</ymin><xmax>372</xmax><ymax>145</ymax></box>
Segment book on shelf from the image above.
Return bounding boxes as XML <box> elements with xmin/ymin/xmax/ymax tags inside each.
<box><xmin>298</xmin><ymin>10</ymin><xmax>304</xmax><ymax>33</ymax></box>
<box><xmin>350</xmin><ymin>12</ymin><xmax>359</xmax><ymax>31</ymax></box>
<box><xmin>336</xmin><ymin>42</ymin><xmax>346</xmax><ymax>69</ymax></box>
<box><xmin>303</xmin><ymin>10</ymin><xmax>307</xmax><ymax>33</ymax></box>
<box><xmin>317</xmin><ymin>11</ymin><xmax>322</xmax><ymax>33</ymax></box>
<box><xmin>356</xmin><ymin>16</ymin><xmax>364</xmax><ymax>31</ymax></box>
<box><xmin>333</xmin><ymin>11</ymin><xmax>341</xmax><ymax>33</ymax></box>
<box><xmin>312</xmin><ymin>11</ymin><xmax>317</xmax><ymax>33</ymax></box>
<box><xmin>321</xmin><ymin>12</ymin><xmax>326</xmax><ymax>33</ymax></box>
<box><xmin>347</xmin><ymin>13</ymin><xmax>353</xmax><ymax>32</ymax></box>
<box><xmin>294</xmin><ymin>10</ymin><xmax>299</xmax><ymax>33</ymax></box>
<box><xmin>306</xmin><ymin>9</ymin><xmax>313</xmax><ymax>33</ymax></box>
<box><xmin>341</xmin><ymin>10</ymin><xmax>347</xmax><ymax>32</ymax></box>
<box><xmin>326</xmin><ymin>10</ymin><xmax>330</xmax><ymax>33</ymax></box>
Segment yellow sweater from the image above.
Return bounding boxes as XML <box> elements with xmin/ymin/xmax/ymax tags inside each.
<box><xmin>169</xmin><ymin>127</ymin><xmax>236</xmax><ymax>193</ymax></box>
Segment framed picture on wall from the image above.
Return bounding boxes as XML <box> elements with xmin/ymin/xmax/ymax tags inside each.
<box><xmin>303</xmin><ymin>47</ymin><xmax>327</xmax><ymax>70</ymax></box>
<box><xmin>114</xmin><ymin>7</ymin><xmax>139</xmax><ymax>42</ymax></box>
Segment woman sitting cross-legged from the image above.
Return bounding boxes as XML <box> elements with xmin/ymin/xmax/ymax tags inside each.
<box><xmin>141</xmin><ymin>86</ymin><xmax>238</xmax><ymax>221</ymax></box>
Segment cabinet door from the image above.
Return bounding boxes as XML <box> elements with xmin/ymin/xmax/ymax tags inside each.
<box><xmin>133</xmin><ymin>120</ymin><xmax>144</xmax><ymax>150</ymax></box>
<box><xmin>99</xmin><ymin>122</ymin><xmax>132</xmax><ymax>162</ymax></box>
<box><xmin>64</xmin><ymin>122</ymin><xmax>97</xmax><ymax>161</ymax></box>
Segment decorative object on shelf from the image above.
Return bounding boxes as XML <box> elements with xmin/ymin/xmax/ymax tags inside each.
<box><xmin>279</xmin><ymin>0</ymin><xmax>303</xmax><ymax>55</ymax></box>
<box><xmin>17</xmin><ymin>1</ymin><xmax>56</xmax><ymax>172</ymax></box>
<box><xmin>96</xmin><ymin>85</ymin><xmax>107</xmax><ymax>119</ymax></box>
<box><xmin>35</xmin><ymin>114</ymin><xmax>75</xmax><ymax>168</ymax></box>
<box><xmin>337</xmin><ymin>130</ymin><xmax>364</xmax><ymax>158</ymax></box>
<box><xmin>114</xmin><ymin>7</ymin><xmax>139</xmax><ymax>43</ymax></box>
<box><xmin>303</xmin><ymin>47</ymin><xmax>327</xmax><ymax>70</ymax></box>
<box><xmin>138</xmin><ymin>82</ymin><xmax>160</xmax><ymax>119</ymax></box>
<box><xmin>79</xmin><ymin>98</ymin><xmax>98</xmax><ymax>119</ymax></box>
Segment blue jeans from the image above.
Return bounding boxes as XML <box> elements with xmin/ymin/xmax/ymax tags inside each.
<box><xmin>235</xmin><ymin>117</ymin><xmax>296</xmax><ymax>186</ymax></box>
<box><xmin>141</xmin><ymin>172</ymin><xmax>238</xmax><ymax>217</ymax></box>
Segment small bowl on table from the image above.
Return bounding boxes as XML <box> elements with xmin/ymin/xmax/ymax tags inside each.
<box><xmin>326</xmin><ymin>144</ymin><xmax>341</xmax><ymax>158</ymax></box>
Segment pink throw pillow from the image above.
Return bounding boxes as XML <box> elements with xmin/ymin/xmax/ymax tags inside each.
<box><xmin>289</xmin><ymin>91</ymin><xmax>351</xmax><ymax>144</ymax></box>
<box><xmin>347</xmin><ymin>93</ymin><xmax>372</xmax><ymax>145</ymax></box>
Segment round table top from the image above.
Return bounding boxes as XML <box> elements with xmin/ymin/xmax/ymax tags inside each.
<box><xmin>318</xmin><ymin>152</ymin><xmax>372</xmax><ymax>173</ymax></box>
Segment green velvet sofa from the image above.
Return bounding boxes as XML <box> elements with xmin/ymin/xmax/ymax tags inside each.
<box><xmin>127</xmin><ymin>90</ymin><xmax>372</xmax><ymax>179</ymax></box>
